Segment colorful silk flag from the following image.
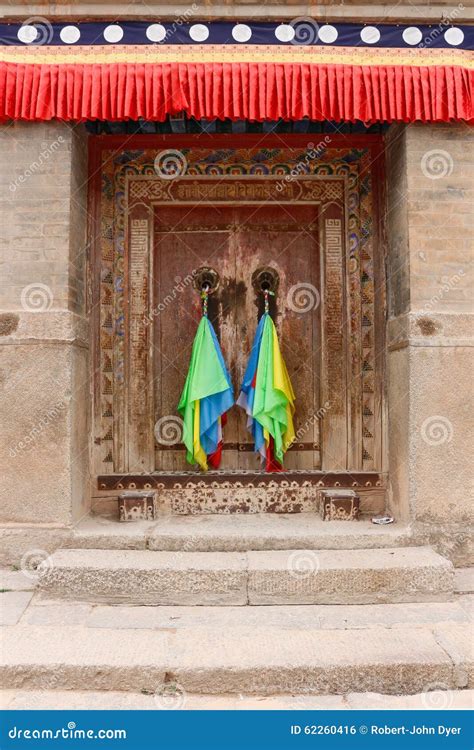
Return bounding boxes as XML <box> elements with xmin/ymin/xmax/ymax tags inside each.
<box><xmin>237</xmin><ymin>312</ymin><xmax>295</xmax><ymax>471</ymax></box>
<box><xmin>178</xmin><ymin>316</ymin><xmax>233</xmax><ymax>471</ymax></box>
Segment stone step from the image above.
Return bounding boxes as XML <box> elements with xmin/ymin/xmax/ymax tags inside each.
<box><xmin>1</xmin><ymin>621</ymin><xmax>471</xmax><ymax>696</ymax></box>
<box><xmin>18</xmin><ymin>597</ymin><xmax>473</xmax><ymax>631</ymax></box>
<box><xmin>68</xmin><ymin>514</ymin><xmax>414</xmax><ymax>553</ymax></box>
<box><xmin>38</xmin><ymin>546</ymin><xmax>454</xmax><ymax>606</ymax></box>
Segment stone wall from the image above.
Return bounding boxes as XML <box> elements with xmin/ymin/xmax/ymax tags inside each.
<box><xmin>0</xmin><ymin>122</ymin><xmax>90</xmax><ymax>527</ymax></box>
<box><xmin>385</xmin><ymin>122</ymin><xmax>473</xmax><ymax>563</ymax></box>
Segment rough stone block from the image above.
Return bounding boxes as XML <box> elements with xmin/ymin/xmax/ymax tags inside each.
<box><xmin>247</xmin><ymin>547</ymin><xmax>454</xmax><ymax>605</ymax></box>
<box><xmin>38</xmin><ymin>549</ymin><xmax>248</xmax><ymax>606</ymax></box>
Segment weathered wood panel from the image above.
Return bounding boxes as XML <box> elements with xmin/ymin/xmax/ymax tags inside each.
<box><xmin>153</xmin><ymin>201</ymin><xmax>322</xmax><ymax>471</ymax></box>
<box><xmin>126</xmin><ymin>207</ymin><xmax>154</xmax><ymax>472</ymax></box>
<box><xmin>320</xmin><ymin>206</ymin><xmax>348</xmax><ymax>470</ymax></box>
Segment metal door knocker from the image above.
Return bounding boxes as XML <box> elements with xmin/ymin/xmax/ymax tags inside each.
<box><xmin>193</xmin><ymin>267</ymin><xmax>220</xmax><ymax>295</ymax></box>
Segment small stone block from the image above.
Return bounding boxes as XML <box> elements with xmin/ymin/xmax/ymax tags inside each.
<box><xmin>118</xmin><ymin>492</ymin><xmax>156</xmax><ymax>522</ymax></box>
<box><xmin>320</xmin><ymin>489</ymin><xmax>360</xmax><ymax>521</ymax></box>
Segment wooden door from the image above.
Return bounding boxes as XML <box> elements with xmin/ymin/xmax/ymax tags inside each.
<box><xmin>153</xmin><ymin>202</ymin><xmax>321</xmax><ymax>471</ymax></box>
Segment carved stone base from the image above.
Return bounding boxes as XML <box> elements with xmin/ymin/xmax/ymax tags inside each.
<box><xmin>118</xmin><ymin>492</ymin><xmax>156</xmax><ymax>522</ymax></box>
<box><xmin>320</xmin><ymin>490</ymin><xmax>360</xmax><ymax>521</ymax></box>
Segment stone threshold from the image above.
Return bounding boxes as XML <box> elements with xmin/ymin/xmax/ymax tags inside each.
<box><xmin>68</xmin><ymin>514</ymin><xmax>413</xmax><ymax>552</ymax></box>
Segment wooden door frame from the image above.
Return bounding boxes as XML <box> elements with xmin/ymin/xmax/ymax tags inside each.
<box><xmin>87</xmin><ymin>134</ymin><xmax>387</xmax><ymax>494</ymax></box>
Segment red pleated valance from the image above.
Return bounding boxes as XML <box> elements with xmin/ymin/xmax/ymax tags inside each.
<box><xmin>1</xmin><ymin>62</ymin><xmax>473</xmax><ymax>122</ymax></box>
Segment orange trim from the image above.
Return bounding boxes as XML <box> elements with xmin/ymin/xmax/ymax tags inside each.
<box><xmin>0</xmin><ymin>43</ymin><xmax>472</xmax><ymax>69</ymax></box>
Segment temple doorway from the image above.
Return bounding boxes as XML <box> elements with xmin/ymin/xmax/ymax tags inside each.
<box><xmin>91</xmin><ymin>135</ymin><xmax>387</xmax><ymax>512</ymax></box>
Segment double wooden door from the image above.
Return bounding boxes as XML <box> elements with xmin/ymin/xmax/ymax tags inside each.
<box><xmin>153</xmin><ymin>202</ymin><xmax>322</xmax><ymax>471</ymax></box>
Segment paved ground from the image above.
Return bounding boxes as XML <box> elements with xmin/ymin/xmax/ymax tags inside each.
<box><xmin>1</xmin><ymin>689</ymin><xmax>473</xmax><ymax>710</ymax></box>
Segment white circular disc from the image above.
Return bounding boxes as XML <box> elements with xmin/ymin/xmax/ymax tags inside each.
<box><xmin>60</xmin><ymin>26</ymin><xmax>81</xmax><ymax>44</ymax></box>
<box><xmin>360</xmin><ymin>26</ymin><xmax>380</xmax><ymax>45</ymax></box>
<box><xmin>232</xmin><ymin>24</ymin><xmax>252</xmax><ymax>43</ymax></box>
<box><xmin>402</xmin><ymin>26</ymin><xmax>422</xmax><ymax>45</ymax></box>
<box><xmin>318</xmin><ymin>25</ymin><xmax>338</xmax><ymax>44</ymax></box>
<box><xmin>444</xmin><ymin>27</ymin><xmax>464</xmax><ymax>46</ymax></box>
<box><xmin>17</xmin><ymin>25</ymin><xmax>38</xmax><ymax>44</ymax></box>
<box><xmin>189</xmin><ymin>24</ymin><xmax>209</xmax><ymax>42</ymax></box>
<box><xmin>275</xmin><ymin>24</ymin><xmax>295</xmax><ymax>43</ymax></box>
<box><xmin>103</xmin><ymin>25</ymin><xmax>124</xmax><ymax>44</ymax></box>
<box><xmin>146</xmin><ymin>24</ymin><xmax>167</xmax><ymax>43</ymax></box>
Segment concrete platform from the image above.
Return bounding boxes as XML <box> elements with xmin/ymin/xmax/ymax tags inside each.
<box><xmin>37</xmin><ymin>546</ymin><xmax>454</xmax><ymax>606</ymax></box>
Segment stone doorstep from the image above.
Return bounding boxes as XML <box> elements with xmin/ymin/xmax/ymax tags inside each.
<box><xmin>2</xmin><ymin>690</ymin><xmax>474</xmax><ymax>711</ymax></box>
<box><xmin>36</xmin><ymin>546</ymin><xmax>454</xmax><ymax>606</ymax></box>
<box><xmin>68</xmin><ymin>514</ymin><xmax>415</xmax><ymax>553</ymax></box>
<box><xmin>1</xmin><ymin>623</ymin><xmax>471</xmax><ymax>695</ymax></box>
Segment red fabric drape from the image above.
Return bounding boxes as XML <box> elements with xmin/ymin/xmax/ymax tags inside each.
<box><xmin>0</xmin><ymin>61</ymin><xmax>472</xmax><ymax>122</ymax></box>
